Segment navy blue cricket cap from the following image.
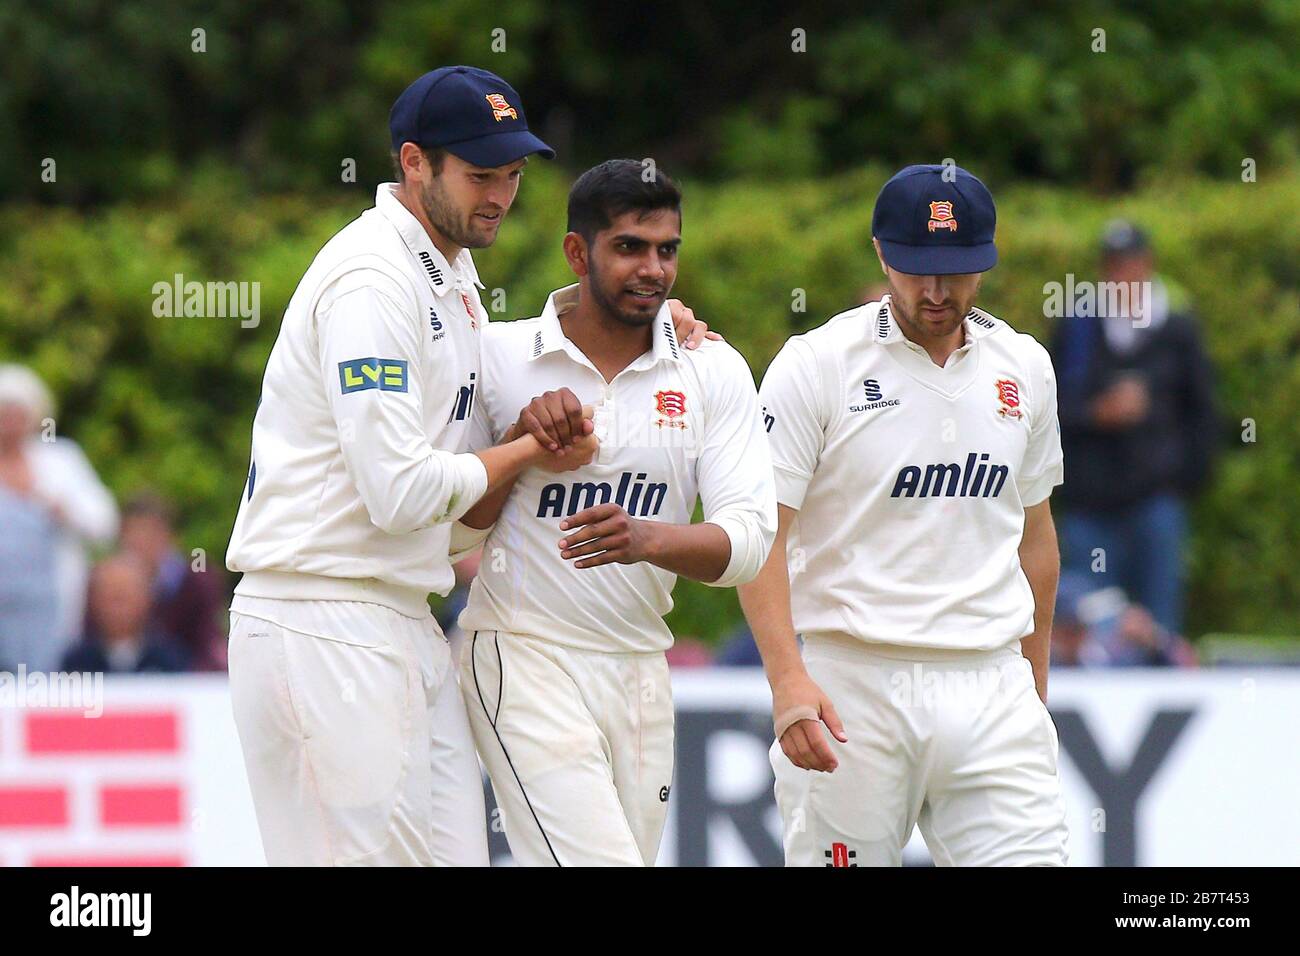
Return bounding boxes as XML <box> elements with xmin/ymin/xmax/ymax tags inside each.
<box><xmin>871</xmin><ymin>164</ymin><xmax>997</xmax><ymax>275</ymax></box>
<box><xmin>389</xmin><ymin>66</ymin><xmax>555</xmax><ymax>167</ymax></box>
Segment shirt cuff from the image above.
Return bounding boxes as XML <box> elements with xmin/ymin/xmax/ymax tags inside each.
<box><xmin>449</xmin><ymin>520</ymin><xmax>492</xmax><ymax>562</ymax></box>
<box><xmin>444</xmin><ymin>452</ymin><xmax>489</xmax><ymax>523</ymax></box>
<box><xmin>772</xmin><ymin>463</ymin><xmax>812</xmax><ymax>510</ymax></box>
<box><xmin>1019</xmin><ymin>464</ymin><xmax>1063</xmax><ymax>508</ymax></box>
<box><xmin>706</xmin><ymin>514</ymin><xmax>764</xmax><ymax>589</ymax></box>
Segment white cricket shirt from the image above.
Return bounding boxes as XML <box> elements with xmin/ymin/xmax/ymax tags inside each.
<box><xmin>760</xmin><ymin>295</ymin><xmax>1063</xmax><ymax>651</ymax></box>
<box><xmin>226</xmin><ymin>183</ymin><xmax>489</xmax><ymax>618</ymax></box>
<box><xmin>458</xmin><ymin>284</ymin><xmax>777</xmax><ymax>653</ymax></box>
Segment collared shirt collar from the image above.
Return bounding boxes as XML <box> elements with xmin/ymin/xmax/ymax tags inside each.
<box><xmin>872</xmin><ymin>294</ymin><xmax>991</xmax><ymax>362</ymax></box>
<box><xmin>527</xmin><ymin>284</ymin><xmax>683</xmax><ymax>367</ymax></box>
<box><xmin>375</xmin><ymin>183</ymin><xmax>485</xmax><ymax>293</ymax></box>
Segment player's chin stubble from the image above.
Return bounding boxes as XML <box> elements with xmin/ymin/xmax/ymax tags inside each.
<box><xmin>889</xmin><ymin>285</ymin><xmax>975</xmax><ymax>341</ymax></box>
<box><xmin>421</xmin><ymin>179</ymin><xmax>496</xmax><ymax>249</ymax></box>
<box><xmin>589</xmin><ymin>262</ymin><xmax>660</xmax><ymax>329</ymax></box>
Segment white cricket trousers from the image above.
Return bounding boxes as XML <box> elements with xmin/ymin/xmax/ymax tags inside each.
<box><xmin>774</xmin><ymin>634</ymin><xmax>1069</xmax><ymax>867</ymax></box>
<box><xmin>228</xmin><ymin>596</ymin><xmax>488</xmax><ymax>866</ymax></box>
<box><xmin>461</xmin><ymin>630</ymin><xmax>675</xmax><ymax>866</ymax></box>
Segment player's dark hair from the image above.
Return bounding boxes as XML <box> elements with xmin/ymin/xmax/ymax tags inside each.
<box><xmin>567</xmin><ymin>159</ymin><xmax>682</xmax><ymax>242</ymax></box>
<box><xmin>390</xmin><ymin>146</ymin><xmax>447</xmax><ymax>182</ymax></box>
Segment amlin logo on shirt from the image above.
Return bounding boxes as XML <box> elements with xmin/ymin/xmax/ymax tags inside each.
<box><xmin>849</xmin><ymin>378</ymin><xmax>901</xmax><ymax>413</ymax></box>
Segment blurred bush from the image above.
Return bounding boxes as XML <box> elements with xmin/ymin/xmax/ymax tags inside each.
<box><xmin>3</xmin><ymin>1</ymin><xmax>1297</xmax><ymax>202</ymax></box>
<box><xmin>0</xmin><ymin>165</ymin><xmax>1296</xmax><ymax>641</ymax></box>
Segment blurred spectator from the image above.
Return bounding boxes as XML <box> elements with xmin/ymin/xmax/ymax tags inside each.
<box><xmin>119</xmin><ymin>492</ymin><xmax>227</xmax><ymax>671</ymax></box>
<box><xmin>0</xmin><ymin>365</ymin><xmax>117</xmax><ymax>671</ymax></box>
<box><xmin>1051</xmin><ymin>572</ymin><xmax>1197</xmax><ymax>668</ymax></box>
<box><xmin>715</xmin><ymin>622</ymin><xmax>763</xmax><ymax>667</ymax></box>
<box><xmin>0</xmin><ymin>402</ymin><xmax>59</xmax><ymax>674</ymax></box>
<box><xmin>62</xmin><ymin>554</ymin><xmax>188</xmax><ymax>674</ymax></box>
<box><xmin>1050</xmin><ymin>222</ymin><xmax>1218</xmax><ymax>636</ymax></box>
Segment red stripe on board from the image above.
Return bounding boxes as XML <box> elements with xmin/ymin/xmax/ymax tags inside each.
<box><xmin>25</xmin><ymin>711</ymin><xmax>180</xmax><ymax>754</ymax></box>
<box><xmin>0</xmin><ymin>787</ymin><xmax>68</xmax><ymax>827</ymax></box>
<box><xmin>99</xmin><ymin>785</ymin><xmax>184</xmax><ymax>826</ymax></box>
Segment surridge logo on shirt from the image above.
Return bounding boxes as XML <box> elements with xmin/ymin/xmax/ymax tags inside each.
<box><xmin>849</xmin><ymin>378</ymin><xmax>901</xmax><ymax>413</ymax></box>
<box><xmin>537</xmin><ymin>471</ymin><xmax>668</xmax><ymax>518</ymax></box>
<box><xmin>891</xmin><ymin>452</ymin><xmax>1009</xmax><ymax>498</ymax></box>
<box><xmin>339</xmin><ymin>358</ymin><xmax>408</xmax><ymax>393</ymax></box>
<box><xmin>430</xmin><ymin>307</ymin><xmax>444</xmax><ymax>342</ymax></box>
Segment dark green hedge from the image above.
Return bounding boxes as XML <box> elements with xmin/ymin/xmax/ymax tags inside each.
<box><xmin>5</xmin><ymin>1</ymin><xmax>1298</xmax><ymax>202</ymax></box>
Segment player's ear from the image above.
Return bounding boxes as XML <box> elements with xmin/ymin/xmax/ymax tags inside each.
<box><xmin>563</xmin><ymin>232</ymin><xmax>590</xmax><ymax>278</ymax></box>
<box><xmin>399</xmin><ymin>142</ymin><xmax>426</xmax><ymax>184</ymax></box>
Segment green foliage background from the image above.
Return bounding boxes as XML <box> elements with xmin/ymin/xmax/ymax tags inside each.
<box><xmin>1</xmin><ymin>3</ymin><xmax>1297</xmax><ymax>643</ymax></box>
<box><xmin>4</xmin><ymin>1</ymin><xmax>1299</xmax><ymax>202</ymax></box>
<box><xmin>1</xmin><ymin>164</ymin><xmax>1295</xmax><ymax>641</ymax></box>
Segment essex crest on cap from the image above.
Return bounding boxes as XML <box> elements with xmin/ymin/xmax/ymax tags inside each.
<box><xmin>928</xmin><ymin>201</ymin><xmax>957</xmax><ymax>233</ymax></box>
<box><xmin>485</xmin><ymin>93</ymin><xmax>518</xmax><ymax>122</ymax></box>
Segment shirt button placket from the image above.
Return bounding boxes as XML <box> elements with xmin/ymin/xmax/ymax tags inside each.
<box><xmin>597</xmin><ymin>381</ymin><xmax>614</xmax><ymax>464</ymax></box>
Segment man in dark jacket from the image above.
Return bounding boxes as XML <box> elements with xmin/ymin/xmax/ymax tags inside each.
<box><xmin>1050</xmin><ymin>221</ymin><xmax>1218</xmax><ymax>636</ymax></box>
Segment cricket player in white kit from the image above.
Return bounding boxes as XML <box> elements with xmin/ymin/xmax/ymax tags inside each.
<box><xmin>225</xmin><ymin>67</ymin><xmax>584</xmax><ymax>867</ymax></box>
<box><xmin>740</xmin><ymin>164</ymin><xmax>1069</xmax><ymax>866</ymax></box>
<box><xmin>453</xmin><ymin>160</ymin><xmax>777</xmax><ymax>866</ymax></box>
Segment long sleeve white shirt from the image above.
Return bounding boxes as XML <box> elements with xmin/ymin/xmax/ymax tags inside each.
<box><xmin>227</xmin><ymin>184</ymin><xmax>489</xmax><ymax>618</ymax></box>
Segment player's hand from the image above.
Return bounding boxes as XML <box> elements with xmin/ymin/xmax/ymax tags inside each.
<box><xmin>667</xmin><ymin>299</ymin><xmax>724</xmax><ymax>350</ymax></box>
<box><xmin>536</xmin><ymin>431</ymin><xmax>600</xmax><ymax>473</ymax></box>
<box><xmin>517</xmin><ymin>390</ymin><xmax>593</xmax><ymax>453</ymax></box>
<box><xmin>557</xmin><ymin>504</ymin><xmax>655</xmax><ymax>569</ymax></box>
<box><xmin>771</xmin><ymin>666</ymin><xmax>847</xmax><ymax>773</ymax></box>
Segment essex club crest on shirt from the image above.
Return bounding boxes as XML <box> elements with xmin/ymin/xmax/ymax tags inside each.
<box><xmin>655</xmin><ymin>389</ymin><xmax>688</xmax><ymax>429</ymax></box>
<box><xmin>995</xmin><ymin>377</ymin><xmax>1023</xmax><ymax>419</ymax></box>
<box><xmin>460</xmin><ymin>291</ymin><xmax>478</xmax><ymax>330</ymax></box>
